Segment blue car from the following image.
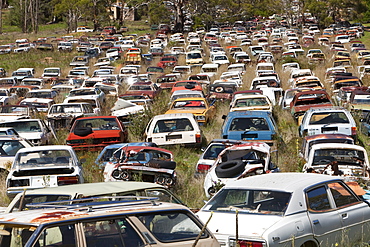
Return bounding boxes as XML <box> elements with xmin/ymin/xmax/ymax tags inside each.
<box><xmin>221</xmin><ymin>111</ymin><xmax>276</xmax><ymax>142</ymax></box>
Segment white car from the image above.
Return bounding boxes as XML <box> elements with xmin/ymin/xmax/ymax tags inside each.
<box><xmin>6</xmin><ymin>145</ymin><xmax>84</xmax><ymax>197</ymax></box>
<box><xmin>0</xmin><ymin>119</ymin><xmax>54</xmax><ymax>145</ymax></box>
<box><xmin>299</xmin><ymin>107</ymin><xmax>357</xmax><ymax>138</ymax></box>
<box><xmin>145</xmin><ymin>113</ymin><xmax>202</xmax><ymax>147</ymax></box>
<box><xmin>211</xmin><ymin>53</ymin><xmax>230</xmax><ymax>65</ymax></box>
<box><xmin>203</xmin><ymin>142</ymin><xmax>276</xmax><ymax>197</ymax></box>
<box><xmin>197</xmin><ymin>172</ymin><xmax>370</xmax><ymax>247</ymax></box>
<box><xmin>303</xmin><ymin>143</ymin><xmax>369</xmax><ymax>178</ymax></box>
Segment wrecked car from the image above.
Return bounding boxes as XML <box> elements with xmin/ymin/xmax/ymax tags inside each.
<box><xmin>104</xmin><ymin>145</ymin><xmax>177</xmax><ymax>187</ymax></box>
<box><xmin>203</xmin><ymin>142</ymin><xmax>278</xmax><ymax>197</ymax></box>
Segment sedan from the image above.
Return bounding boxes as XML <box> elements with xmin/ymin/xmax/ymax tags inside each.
<box><xmin>197</xmin><ymin>173</ymin><xmax>370</xmax><ymax>247</ymax></box>
<box><xmin>165</xmin><ymin>97</ymin><xmax>216</xmax><ymax>125</ymax></box>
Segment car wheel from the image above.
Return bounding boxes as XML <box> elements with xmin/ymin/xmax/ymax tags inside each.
<box><xmin>73</xmin><ymin>127</ymin><xmax>93</xmax><ymax>137</ymax></box>
<box><xmin>300</xmin><ymin>241</ymin><xmax>317</xmax><ymax>247</ymax></box>
<box><xmin>149</xmin><ymin>160</ymin><xmax>176</xmax><ymax>170</ymax></box>
<box><xmin>215</xmin><ymin>160</ymin><xmax>245</xmax><ymax>178</ymax></box>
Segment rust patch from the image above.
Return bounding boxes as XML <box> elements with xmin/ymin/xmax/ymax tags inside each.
<box><xmin>30</xmin><ymin>211</ymin><xmax>77</xmax><ymax>223</ymax></box>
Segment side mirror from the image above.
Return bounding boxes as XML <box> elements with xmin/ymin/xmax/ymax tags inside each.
<box><xmin>80</xmin><ymin>158</ymin><xmax>86</xmax><ymax>164</ymax></box>
<box><xmin>222</xmin><ymin>115</ymin><xmax>226</xmax><ymax>120</ymax></box>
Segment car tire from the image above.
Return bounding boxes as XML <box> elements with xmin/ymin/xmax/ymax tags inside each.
<box><xmin>149</xmin><ymin>160</ymin><xmax>176</xmax><ymax>170</ymax></box>
<box><xmin>215</xmin><ymin>160</ymin><xmax>245</xmax><ymax>178</ymax></box>
<box><xmin>73</xmin><ymin>127</ymin><xmax>93</xmax><ymax>137</ymax></box>
<box><xmin>215</xmin><ymin>86</ymin><xmax>224</xmax><ymax>93</ymax></box>
<box><xmin>185</xmin><ymin>84</ymin><xmax>195</xmax><ymax>89</ymax></box>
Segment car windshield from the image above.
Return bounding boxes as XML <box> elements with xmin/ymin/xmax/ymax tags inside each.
<box><xmin>234</xmin><ymin>98</ymin><xmax>269</xmax><ymax>108</ymax></box>
<box><xmin>128</xmin><ymin>85</ymin><xmax>152</xmax><ymax>91</ymax></box>
<box><xmin>50</xmin><ymin>104</ymin><xmax>83</xmax><ymax>114</ymax></box>
<box><xmin>0</xmin><ymin>140</ymin><xmax>25</xmax><ymax>156</ymax></box>
<box><xmin>203</xmin><ymin>144</ymin><xmax>225</xmax><ymax>160</ymax></box>
<box><xmin>230</xmin><ymin>118</ymin><xmax>270</xmax><ymax>131</ymax></box>
<box><xmin>313</xmin><ymin>148</ymin><xmax>365</xmax><ymax>165</ymax></box>
<box><xmin>44</xmin><ymin>69</ymin><xmax>59</xmax><ymax>74</ymax></box>
<box><xmin>0</xmin><ymin>224</ymin><xmax>36</xmax><ymax>246</ymax></box>
<box><xmin>69</xmin><ymin>89</ymin><xmax>96</xmax><ymax>96</ymax></box>
<box><xmin>23</xmin><ymin>80</ymin><xmax>42</xmax><ymax>86</ymax></box>
<box><xmin>74</xmin><ymin>118</ymin><xmax>119</xmax><ymax>131</ymax></box>
<box><xmin>172</xmin><ymin>100</ymin><xmax>205</xmax><ymax>108</ymax></box>
<box><xmin>0</xmin><ymin>90</ymin><xmax>7</xmax><ymax>96</ymax></box>
<box><xmin>26</xmin><ymin>91</ymin><xmax>52</xmax><ymax>98</ymax></box>
<box><xmin>137</xmin><ymin>212</ymin><xmax>207</xmax><ymax>242</ymax></box>
<box><xmin>309</xmin><ymin>112</ymin><xmax>350</xmax><ymax>124</ymax></box>
<box><xmin>0</xmin><ymin>121</ymin><xmax>41</xmax><ymax>133</ymax></box>
<box><xmin>203</xmin><ymin>189</ymin><xmax>291</xmax><ymax>215</ymax></box>
<box><xmin>13</xmin><ymin>149</ymin><xmax>72</xmax><ymax>169</ymax></box>
<box><xmin>187</xmin><ymin>53</ymin><xmax>201</xmax><ymax>59</ymax></box>
<box><xmin>154</xmin><ymin>118</ymin><xmax>194</xmax><ymax>133</ymax></box>
<box><xmin>0</xmin><ymin>106</ymin><xmax>28</xmax><ymax>114</ymax></box>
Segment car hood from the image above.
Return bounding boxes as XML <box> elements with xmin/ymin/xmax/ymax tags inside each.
<box><xmin>165</xmin><ymin>108</ymin><xmax>207</xmax><ymax>115</ymax></box>
<box><xmin>197</xmin><ymin>211</ymin><xmax>281</xmax><ymax>239</ymax></box>
<box><xmin>112</xmin><ymin>105</ymin><xmax>144</xmax><ymax>117</ymax></box>
<box><xmin>19</xmin><ymin>132</ymin><xmax>42</xmax><ymax>140</ymax></box>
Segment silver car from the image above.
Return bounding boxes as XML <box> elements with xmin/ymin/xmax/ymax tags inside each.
<box><xmin>197</xmin><ymin>173</ymin><xmax>370</xmax><ymax>247</ymax></box>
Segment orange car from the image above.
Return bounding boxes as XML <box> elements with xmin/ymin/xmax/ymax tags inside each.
<box><xmin>66</xmin><ymin>116</ymin><xmax>128</xmax><ymax>151</ymax></box>
<box><xmin>165</xmin><ymin>97</ymin><xmax>216</xmax><ymax>125</ymax></box>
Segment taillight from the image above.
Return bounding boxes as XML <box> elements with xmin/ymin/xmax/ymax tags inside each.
<box><xmin>238</xmin><ymin>240</ymin><xmax>263</xmax><ymax>247</ymax></box>
<box><xmin>351</xmin><ymin>127</ymin><xmax>357</xmax><ymax>136</ymax></box>
<box><xmin>197</xmin><ymin>164</ymin><xmax>210</xmax><ymax>173</ymax></box>
<box><xmin>58</xmin><ymin>176</ymin><xmax>79</xmax><ymax>185</ymax></box>
<box><xmin>196</xmin><ymin>134</ymin><xmax>201</xmax><ymax>143</ymax></box>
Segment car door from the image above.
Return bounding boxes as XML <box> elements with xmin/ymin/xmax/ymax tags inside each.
<box><xmin>327</xmin><ymin>182</ymin><xmax>370</xmax><ymax>244</ymax></box>
<box><xmin>306</xmin><ymin>185</ymin><xmax>343</xmax><ymax>245</ymax></box>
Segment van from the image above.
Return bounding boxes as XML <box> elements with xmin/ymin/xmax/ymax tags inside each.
<box><xmin>145</xmin><ymin>113</ymin><xmax>202</xmax><ymax>147</ymax></box>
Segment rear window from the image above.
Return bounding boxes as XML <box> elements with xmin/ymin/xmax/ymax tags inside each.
<box><xmin>309</xmin><ymin>112</ymin><xmax>350</xmax><ymax>125</ymax></box>
<box><xmin>229</xmin><ymin>117</ymin><xmax>270</xmax><ymax>131</ymax></box>
<box><xmin>154</xmin><ymin>118</ymin><xmax>194</xmax><ymax>133</ymax></box>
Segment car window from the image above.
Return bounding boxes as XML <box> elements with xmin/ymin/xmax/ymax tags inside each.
<box><xmin>74</xmin><ymin>118</ymin><xmax>119</xmax><ymax>130</ymax></box>
<box><xmin>153</xmin><ymin>118</ymin><xmax>194</xmax><ymax>133</ymax></box>
<box><xmin>0</xmin><ymin>140</ymin><xmax>25</xmax><ymax>156</ymax></box>
<box><xmin>203</xmin><ymin>189</ymin><xmax>290</xmax><ymax>215</ymax></box>
<box><xmin>137</xmin><ymin>211</ymin><xmax>207</xmax><ymax>242</ymax></box>
<box><xmin>230</xmin><ymin>118</ymin><xmax>270</xmax><ymax>131</ymax></box>
<box><xmin>0</xmin><ymin>121</ymin><xmax>41</xmax><ymax>133</ymax></box>
<box><xmin>328</xmin><ymin>182</ymin><xmax>359</xmax><ymax>207</ymax></box>
<box><xmin>83</xmin><ymin>219</ymin><xmax>144</xmax><ymax>247</ymax></box>
<box><xmin>307</xmin><ymin>186</ymin><xmax>331</xmax><ymax>211</ymax></box>
<box><xmin>203</xmin><ymin>144</ymin><xmax>225</xmax><ymax>160</ymax></box>
<box><xmin>309</xmin><ymin>112</ymin><xmax>350</xmax><ymax>125</ymax></box>
<box><xmin>35</xmin><ymin>224</ymin><xmax>76</xmax><ymax>247</ymax></box>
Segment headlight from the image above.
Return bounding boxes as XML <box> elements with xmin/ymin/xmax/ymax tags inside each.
<box><xmin>195</xmin><ymin>115</ymin><xmax>205</xmax><ymax>121</ymax></box>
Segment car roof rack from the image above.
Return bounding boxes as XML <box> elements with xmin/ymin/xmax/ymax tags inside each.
<box><xmin>25</xmin><ymin>196</ymin><xmax>160</xmax><ymax>212</ymax></box>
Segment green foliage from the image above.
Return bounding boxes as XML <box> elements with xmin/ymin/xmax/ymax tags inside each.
<box><xmin>128</xmin><ymin>90</ymin><xmax>170</xmax><ymax>141</ymax></box>
<box><xmin>148</xmin><ymin>2</ymin><xmax>171</xmax><ymax>25</ymax></box>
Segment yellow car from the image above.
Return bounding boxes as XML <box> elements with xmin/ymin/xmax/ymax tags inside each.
<box><xmin>165</xmin><ymin>97</ymin><xmax>216</xmax><ymax>125</ymax></box>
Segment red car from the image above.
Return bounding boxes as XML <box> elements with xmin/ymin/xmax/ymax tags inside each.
<box><xmin>125</xmin><ymin>82</ymin><xmax>161</xmax><ymax>99</ymax></box>
<box><xmin>157</xmin><ymin>56</ymin><xmax>178</xmax><ymax>68</ymax></box>
<box><xmin>66</xmin><ymin>116</ymin><xmax>128</xmax><ymax>151</ymax></box>
<box><xmin>171</xmin><ymin>80</ymin><xmax>202</xmax><ymax>93</ymax></box>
